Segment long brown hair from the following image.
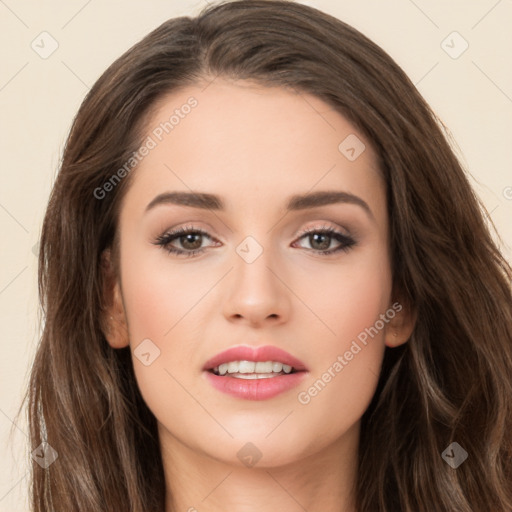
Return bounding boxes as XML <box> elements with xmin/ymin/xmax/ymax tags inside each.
<box><xmin>20</xmin><ymin>0</ymin><xmax>512</xmax><ymax>510</ymax></box>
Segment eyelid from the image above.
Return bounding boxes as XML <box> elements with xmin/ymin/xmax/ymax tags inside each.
<box><xmin>297</xmin><ymin>221</ymin><xmax>351</xmax><ymax>237</ymax></box>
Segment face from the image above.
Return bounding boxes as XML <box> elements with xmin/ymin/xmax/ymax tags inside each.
<box><xmin>105</xmin><ymin>78</ymin><xmax>409</xmax><ymax>468</ymax></box>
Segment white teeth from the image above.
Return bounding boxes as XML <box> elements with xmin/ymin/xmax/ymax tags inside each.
<box><xmin>212</xmin><ymin>360</ymin><xmax>295</xmax><ymax>376</ymax></box>
<box><xmin>238</xmin><ymin>360</ymin><xmax>255</xmax><ymax>373</ymax></box>
<box><xmin>272</xmin><ymin>362</ymin><xmax>283</xmax><ymax>372</ymax></box>
<box><xmin>227</xmin><ymin>361</ymin><xmax>239</xmax><ymax>374</ymax></box>
<box><xmin>255</xmin><ymin>361</ymin><xmax>273</xmax><ymax>373</ymax></box>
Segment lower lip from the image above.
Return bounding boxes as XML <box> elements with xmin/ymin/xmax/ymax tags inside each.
<box><xmin>204</xmin><ymin>371</ymin><xmax>308</xmax><ymax>400</ymax></box>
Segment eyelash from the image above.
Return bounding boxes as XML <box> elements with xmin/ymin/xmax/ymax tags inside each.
<box><xmin>153</xmin><ymin>224</ymin><xmax>356</xmax><ymax>258</ymax></box>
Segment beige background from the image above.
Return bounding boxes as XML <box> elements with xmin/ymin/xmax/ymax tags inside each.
<box><xmin>1</xmin><ymin>0</ymin><xmax>511</xmax><ymax>510</ymax></box>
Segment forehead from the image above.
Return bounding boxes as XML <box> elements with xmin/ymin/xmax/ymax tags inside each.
<box><xmin>121</xmin><ymin>79</ymin><xmax>385</xmax><ymax>222</ymax></box>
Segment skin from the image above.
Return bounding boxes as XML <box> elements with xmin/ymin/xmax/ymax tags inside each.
<box><xmin>102</xmin><ymin>78</ymin><xmax>415</xmax><ymax>512</ymax></box>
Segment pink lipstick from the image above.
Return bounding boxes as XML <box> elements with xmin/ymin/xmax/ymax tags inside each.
<box><xmin>202</xmin><ymin>345</ymin><xmax>309</xmax><ymax>401</ymax></box>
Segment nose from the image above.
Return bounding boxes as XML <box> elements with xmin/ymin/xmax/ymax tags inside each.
<box><xmin>222</xmin><ymin>245</ymin><xmax>291</xmax><ymax>328</ymax></box>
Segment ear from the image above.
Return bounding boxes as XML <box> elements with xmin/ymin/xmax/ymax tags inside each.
<box><xmin>384</xmin><ymin>297</ymin><xmax>417</xmax><ymax>348</ymax></box>
<box><xmin>99</xmin><ymin>248</ymin><xmax>129</xmax><ymax>349</ymax></box>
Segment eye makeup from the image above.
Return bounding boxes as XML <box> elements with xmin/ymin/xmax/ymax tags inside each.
<box><xmin>152</xmin><ymin>223</ymin><xmax>357</xmax><ymax>258</ymax></box>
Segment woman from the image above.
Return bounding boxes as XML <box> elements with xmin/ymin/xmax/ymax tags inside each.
<box><xmin>24</xmin><ymin>0</ymin><xmax>512</xmax><ymax>510</ymax></box>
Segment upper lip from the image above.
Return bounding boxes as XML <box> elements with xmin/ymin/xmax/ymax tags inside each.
<box><xmin>202</xmin><ymin>345</ymin><xmax>308</xmax><ymax>372</ymax></box>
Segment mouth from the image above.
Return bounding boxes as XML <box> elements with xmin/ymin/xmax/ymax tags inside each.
<box><xmin>202</xmin><ymin>344</ymin><xmax>308</xmax><ymax>375</ymax></box>
<box><xmin>202</xmin><ymin>345</ymin><xmax>308</xmax><ymax>400</ymax></box>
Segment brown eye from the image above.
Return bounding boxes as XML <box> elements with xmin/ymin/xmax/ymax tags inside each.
<box><xmin>307</xmin><ymin>232</ymin><xmax>332</xmax><ymax>251</ymax></box>
<box><xmin>295</xmin><ymin>227</ymin><xmax>356</xmax><ymax>255</ymax></box>
<box><xmin>178</xmin><ymin>232</ymin><xmax>203</xmax><ymax>250</ymax></box>
<box><xmin>154</xmin><ymin>227</ymin><xmax>216</xmax><ymax>257</ymax></box>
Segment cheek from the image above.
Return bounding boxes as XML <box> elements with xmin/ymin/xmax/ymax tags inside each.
<box><xmin>118</xmin><ymin>242</ymin><xmax>222</xmax><ymax>431</ymax></box>
<box><xmin>119</xmin><ymin>239</ymin><xmax>211</xmax><ymax>342</ymax></box>
<box><xmin>296</xmin><ymin>245</ymin><xmax>392</xmax><ymax>346</ymax></box>
<box><xmin>292</xmin><ymin>250</ymin><xmax>391</xmax><ymax>435</ymax></box>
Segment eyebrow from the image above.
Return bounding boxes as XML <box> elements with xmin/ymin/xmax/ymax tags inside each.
<box><xmin>145</xmin><ymin>190</ymin><xmax>374</xmax><ymax>220</ymax></box>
